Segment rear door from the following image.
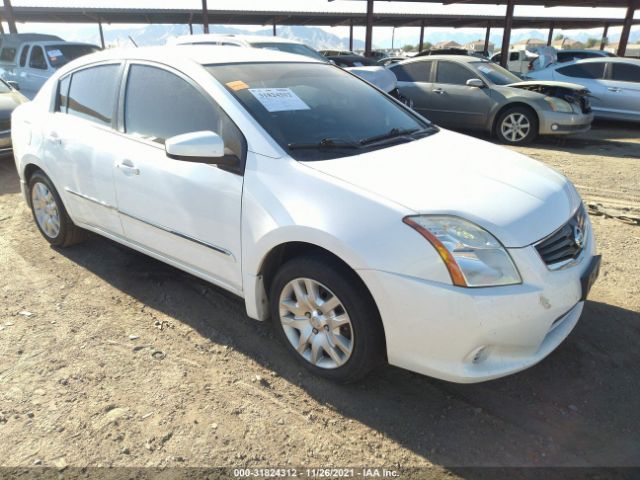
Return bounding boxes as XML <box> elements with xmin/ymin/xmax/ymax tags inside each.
<box><xmin>428</xmin><ymin>60</ymin><xmax>493</xmax><ymax>129</ymax></box>
<box><xmin>553</xmin><ymin>62</ymin><xmax>609</xmax><ymax>117</ymax></box>
<box><xmin>43</xmin><ymin>62</ymin><xmax>124</xmax><ymax>235</ymax></box>
<box><xmin>391</xmin><ymin>60</ymin><xmax>435</xmax><ymax>119</ymax></box>
<box><xmin>603</xmin><ymin>62</ymin><xmax>640</xmax><ymax>121</ymax></box>
<box><xmin>111</xmin><ymin>62</ymin><xmax>245</xmax><ymax>292</ymax></box>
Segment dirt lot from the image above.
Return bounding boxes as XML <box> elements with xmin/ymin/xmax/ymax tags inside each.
<box><xmin>1</xmin><ymin>122</ymin><xmax>639</xmax><ymax>476</ymax></box>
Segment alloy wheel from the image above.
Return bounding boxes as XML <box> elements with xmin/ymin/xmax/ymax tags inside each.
<box><xmin>31</xmin><ymin>182</ymin><xmax>61</xmax><ymax>239</ymax></box>
<box><xmin>501</xmin><ymin>113</ymin><xmax>531</xmax><ymax>143</ymax></box>
<box><xmin>278</xmin><ymin>278</ymin><xmax>354</xmax><ymax>369</ymax></box>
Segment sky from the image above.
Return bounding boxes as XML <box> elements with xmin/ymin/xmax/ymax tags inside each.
<box><xmin>3</xmin><ymin>0</ymin><xmax>637</xmax><ymax>47</ymax></box>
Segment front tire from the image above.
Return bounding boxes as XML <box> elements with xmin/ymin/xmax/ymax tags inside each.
<box><xmin>28</xmin><ymin>171</ymin><xmax>87</xmax><ymax>247</ymax></box>
<box><xmin>495</xmin><ymin>106</ymin><xmax>538</xmax><ymax>145</ymax></box>
<box><xmin>269</xmin><ymin>255</ymin><xmax>385</xmax><ymax>383</ymax></box>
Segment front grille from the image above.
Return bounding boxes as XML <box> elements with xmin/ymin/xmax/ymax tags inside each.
<box><xmin>535</xmin><ymin>205</ymin><xmax>587</xmax><ymax>267</ymax></box>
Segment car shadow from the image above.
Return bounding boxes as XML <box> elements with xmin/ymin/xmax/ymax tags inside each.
<box><xmin>0</xmin><ymin>154</ymin><xmax>20</xmax><ymax>196</ymax></box>
<box><xmin>54</xmin><ymin>235</ymin><xmax>640</xmax><ymax>471</ymax></box>
<box><xmin>456</xmin><ymin>121</ymin><xmax>639</xmax><ymax>160</ymax></box>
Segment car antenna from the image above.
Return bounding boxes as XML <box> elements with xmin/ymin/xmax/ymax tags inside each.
<box><xmin>128</xmin><ymin>36</ymin><xmax>138</xmax><ymax>47</ymax></box>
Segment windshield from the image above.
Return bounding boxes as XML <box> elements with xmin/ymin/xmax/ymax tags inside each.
<box><xmin>45</xmin><ymin>44</ymin><xmax>100</xmax><ymax>69</ymax></box>
<box><xmin>207</xmin><ymin>62</ymin><xmax>434</xmax><ymax>161</ymax></box>
<box><xmin>470</xmin><ymin>61</ymin><xmax>521</xmax><ymax>85</ymax></box>
<box><xmin>249</xmin><ymin>42</ymin><xmax>327</xmax><ymax>62</ymax></box>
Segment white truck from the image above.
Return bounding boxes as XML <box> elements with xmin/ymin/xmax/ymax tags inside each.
<box><xmin>0</xmin><ymin>34</ymin><xmax>100</xmax><ymax>99</ymax></box>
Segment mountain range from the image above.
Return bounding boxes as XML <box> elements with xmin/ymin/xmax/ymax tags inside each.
<box><xmin>58</xmin><ymin>23</ymin><xmax>639</xmax><ymax>51</ymax></box>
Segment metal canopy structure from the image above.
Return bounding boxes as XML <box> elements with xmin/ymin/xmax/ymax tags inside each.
<box><xmin>336</xmin><ymin>0</ymin><xmax>639</xmax><ymax>61</ymax></box>
<box><xmin>0</xmin><ymin>3</ymin><xmax>637</xmax><ymax>59</ymax></box>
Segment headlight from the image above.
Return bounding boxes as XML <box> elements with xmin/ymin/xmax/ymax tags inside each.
<box><xmin>544</xmin><ymin>96</ymin><xmax>573</xmax><ymax>113</ymax></box>
<box><xmin>403</xmin><ymin>216</ymin><xmax>521</xmax><ymax>287</ymax></box>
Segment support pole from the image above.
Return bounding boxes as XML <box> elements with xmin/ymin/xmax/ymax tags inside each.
<box><xmin>98</xmin><ymin>22</ymin><xmax>105</xmax><ymax>49</ymax></box>
<box><xmin>617</xmin><ymin>0</ymin><xmax>637</xmax><ymax>57</ymax></box>
<box><xmin>273</xmin><ymin>23</ymin><xmax>276</xmax><ymax>36</ymax></box>
<box><xmin>189</xmin><ymin>22</ymin><xmax>193</xmax><ymax>35</ymax></box>
<box><xmin>600</xmin><ymin>23</ymin><xmax>609</xmax><ymax>50</ymax></box>
<box><xmin>419</xmin><ymin>20</ymin><xmax>425</xmax><ymax>52</ymax></box>
<box><xmin>201</xmin><ymin>0</ymin><xmax>209</xmax><ymax>34</ymax></box>
<box><xmin>499</xmin><ymin>0</ymin><xmax>515</xmax><ymax>68</ymax></box>
<box><xmin>547</xmin><ymin>23</ymin><xmax>554</xmax><ymax>46</ymax></box>
<box><xmin>483</xmin><ymin>23</ymin><xmax>491</xmax><ymax>55</ymax></box>
<box><xmin>2</xmin><ymin>0</ymin><xmax>17</xmax><ymax>34</ymax></box>
<box><xmin>349</xmin><ymin>19</ymin><xmax>353</xmax><ymax>51</ymax></box>
<box><xmin>365</xmin><ymin>0</ymin><xmax>374</xmax><ymax>57</ymax></box>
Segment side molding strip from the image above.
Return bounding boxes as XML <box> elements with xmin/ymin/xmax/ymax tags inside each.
<box><xmin>65</xmin><ymin>186</ymin><xmax>233</xmax><ymax>258</ymax></box>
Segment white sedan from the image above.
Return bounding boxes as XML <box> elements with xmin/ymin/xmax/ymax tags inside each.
<box><xmin>12</xmin><ymin>46</ymin><xmax>601</xmax><ymax>383</ymax></box>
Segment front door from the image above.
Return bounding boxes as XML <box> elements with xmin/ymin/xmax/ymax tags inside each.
<box><xmin>21</xmin><ymin>46</ymin><xmax>52</xmax><ymax>99</ymax></box>
<box><xmin>428</xmin><ymin>60</ymin><xmax>493</xmax><ymax>129</ymax></box>
<box><xmin>111</xmin><ymin>63</ymin><xmax>245</xmax><ymax>293</ymax></box>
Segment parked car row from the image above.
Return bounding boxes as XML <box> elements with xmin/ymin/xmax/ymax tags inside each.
<box><xmin>11</xmin><ymin>46</ymin><xmax>600</xmax><ymax>384</ymax></box>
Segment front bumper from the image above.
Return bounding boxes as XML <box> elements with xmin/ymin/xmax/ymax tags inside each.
<box><xmin>538</xmin><ymin>111</ymin><xmax>593</xmax><ymax>136</ymax></box>
<box><xmin>358</xmin><ymin>218</ymin><xmax>597</xmax><ymax>383</ymax></box>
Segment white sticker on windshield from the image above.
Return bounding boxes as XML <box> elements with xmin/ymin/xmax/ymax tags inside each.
<box><xmin>477</xmin><ymin>66</ymin><xmax>492</xmax><ymax>73</ymax></box>
<box><xmin>249</xmin><ymin>88</ymin><xmax>310</xmax><ymax>112</ymax></box>
<box><xmin>47</xmin><ymin>49</ymin><xmax>64</xmax><ymax>58</ymax></box>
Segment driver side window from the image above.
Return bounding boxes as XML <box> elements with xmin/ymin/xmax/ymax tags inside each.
<box><xmin>124</xmin><ymin>64</ymin><xmax>246</xmax><ymax>161</ymax></box>
<box><xmin>436</xmin><ymin>61</ymin><xmax>478</xmax><ymax>85</ymax></box>
<box><xmin>29</xmin><ymin>46</ymin><xmax>47</xmax><ymax>70</ymax></box>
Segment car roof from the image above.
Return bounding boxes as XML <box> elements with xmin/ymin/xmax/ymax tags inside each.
<box><xmin>20</xmin><ymin>41</ymin><xmax>99</xmax><ymax>47</ymax></box>
<box><xmin>63</xmin><ymin>45</ymin><xmax>322</xmax><ymax>69</ymax></box>
<box><xmin>173</xmin><ymin>34</ymin><xmax>304</xmax><ymax>46</ymax></box>
<box><xmin>396</xmin><ymin>54</ymin><xmax>482</xmax><ymax>65</ymax></box>
<box><xmin>558</xmin><ymin>56</ymin><xmax>638</xmax><ymax>65</ymax></box>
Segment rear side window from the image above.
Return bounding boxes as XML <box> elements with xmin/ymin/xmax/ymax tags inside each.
<box><xmin>123</xmin><ymin>64</ymin><xmax>245</xmax><ymax>160</ymax></box>
<box><xmin>509</xmin><ymin>52</ymin><xmax>520</xmax><ymax>61</ymax></box>
<box><xmin>436</xmin><ymin>61</ymin><xmax>478</xmax><ymax>85</ymax></box>
<box><xmin>391</xmin><ymin>61</ymin><xmax>432</xmax><ymax>82</ymax></box>
<box><xmin>29</xmin><ymin>47</ymin><xmax>47</xmax><ymax>70</ymax></box>
<box><xmin>19</xmin><ymin>45</ymin><xmax>29</xmax><ymax>67</ymax></box>
<box><xmin>611</xmin><ymin>63</ymin><xmax>640</xmax><ymax>82</ymax></box>
<box><xmin>0</xmin><ymin>47</ymin><xmax>16</xmax><ymax>62</ymax></box>
<box><xmin>67</xmin><ymin>64</ymin><xmax>120</xmax><ymax>127</ymax></box>
<box><xmin>557</xmin><ymin>62</ymin><xmax>605</xmax><ymax>79</ymax></box>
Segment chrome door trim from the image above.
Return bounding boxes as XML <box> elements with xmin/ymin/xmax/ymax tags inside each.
<box><xmin>118</xmin><ymin>209</ymin><xmax>234</xmax><ymax>259</ymax></box>
<box><xmin>66</xmin><ymin>187</ymin><xmax>234</xmax><ymax>259</ymax></box>
<box><xmin>65</xmin><ymin>187</ymin><xmax>117</xmax><ymax>211</ymax></box>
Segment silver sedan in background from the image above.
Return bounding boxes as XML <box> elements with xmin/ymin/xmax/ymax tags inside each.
<box><xmin>389</xmin><ymin>55</ymin><xmax>594</xmax><ymax>145</ymax></box>
<box><xmin>526</xmin><ymin>57</ymin><xmax>640</xmax><ymax>123</ymax></box>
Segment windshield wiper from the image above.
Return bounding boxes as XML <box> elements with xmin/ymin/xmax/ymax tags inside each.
<box><xmin>288</xmin><ymin>138</ymin><xmax>361</xmax><ymax>150</ymax></box>
<box><xmin>358</xmin><ymin>127</ymin><xmax>434</xmax><ymax>146</ymax></box>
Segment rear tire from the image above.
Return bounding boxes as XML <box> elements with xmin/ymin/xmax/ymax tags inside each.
<box><xmin>495</xmin><ymin>106</ymin><xmax>538</xmax><ymax>145</ymax></box>
<box><xmin>28</xmin><ymin>171</ymin><xmax>87</xmax><ymax>247</ymax></box>
<box><xmin>269</xmin><ymin>255</ymin><xmax>385</xmax><ymax>383</ymax></box>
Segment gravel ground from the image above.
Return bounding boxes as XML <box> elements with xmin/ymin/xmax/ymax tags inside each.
<box><xmin>0</xmin><ymin>121</ymin><xmax>639</xmax><ymax>477</ymax></box>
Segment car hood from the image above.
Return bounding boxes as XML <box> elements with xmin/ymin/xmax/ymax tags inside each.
<box><xmin>345</xmin><ymin>66</ymin><xmax>397</xmax><ymax>93</ymax></box>
<box><xmin>303</xmin><ymin>129</ymin><xmax>581</xmax><ymax>248</ymax></box>
<box><xmin>506</xmin><ymin>80</ymin><xmax>588</xmax><ymax>92</ymax></box>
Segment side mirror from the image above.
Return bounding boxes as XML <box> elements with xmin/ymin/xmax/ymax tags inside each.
<box><xmin>165</xmin><ymin>131</ymin><xmax>237</xmax><ymax>166</ymax></box>
<box><xmin>466</xmin><ymin>78</ymin><xmax>485</xmax><ymax>88</ymax></box>
<box><xmin>7</xmin><ymin>80</ymin><xmax>20</xmax><ymax>91</ymax></box>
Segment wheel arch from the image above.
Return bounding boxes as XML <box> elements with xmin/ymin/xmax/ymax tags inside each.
<box><xmin>491</xmin><ymin>101</ymin><xmax>540</xmax><ymax>136</ymax></box>
<box><xmin>245</xmin><ymin>239</ymin><xmax>386</xmax><ymax>348</ymax></box>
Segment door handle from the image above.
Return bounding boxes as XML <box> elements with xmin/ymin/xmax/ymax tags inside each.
<box><xmin>433</xmin><ymin>88</ymin><xmax>445</xmax><ymax>94</ymax></box>
<box><xmin>48</xmin><ymin>131</ymin><xmax>62</xmax><ymax>145</ymax></box>
<box><xmin>607</xmin><ymin>87</ymin><xmax>621</xmax><ymax>93</ymax></box>
<box><xmin>116</xmin><ymin>160</ymin><xmax>140</xmax><ymax>176</ymax></box>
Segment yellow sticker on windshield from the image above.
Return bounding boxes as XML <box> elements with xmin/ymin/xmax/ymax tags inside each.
<box><xmin>226</xmin><ymin>80</ymin><xmax>249</xmax><ymax>91</ymax></box>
